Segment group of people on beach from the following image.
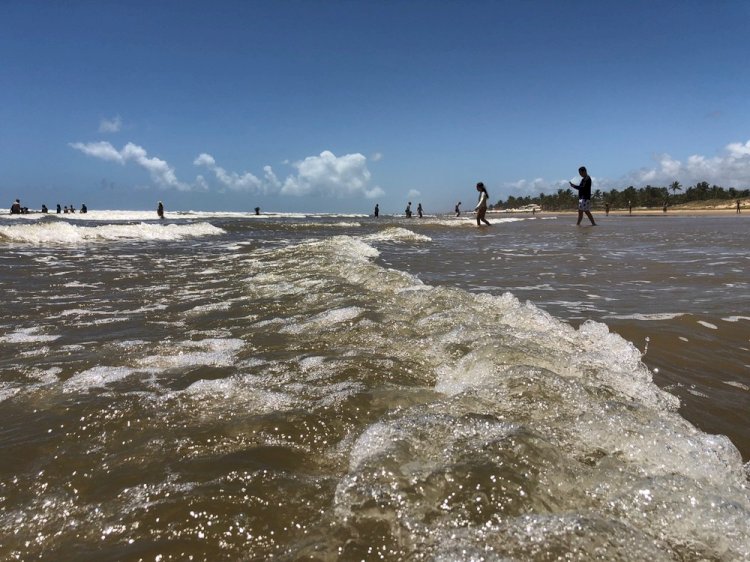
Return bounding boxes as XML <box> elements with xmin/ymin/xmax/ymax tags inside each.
<box><xmin>12</xmin><ymin>166</ymin><xmax>739</xmax><ymax>224</ymax></box>
<box><xmin>372</xmin><ymin>166</ymin><xmax>596</xmax><ymax>227</ymax></box>
<box><xmin>9</xmin><ymin>200</ymin><xmax>87</xmax><ymax>215</ymax></box>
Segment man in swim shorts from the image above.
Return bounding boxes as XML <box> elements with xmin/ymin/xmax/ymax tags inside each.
<box><xmin>569</xmin><ymin>166</ymin><xmax>596</xmax><ymax>226</ymax></box>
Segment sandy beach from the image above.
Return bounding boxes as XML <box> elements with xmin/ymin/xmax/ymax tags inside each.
<box><xmin>492</xmin><ymin>205</ymin><xmax>747</xmax><ymax>218</ymax></box>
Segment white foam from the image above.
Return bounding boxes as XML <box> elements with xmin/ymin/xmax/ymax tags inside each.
<box><xmin>722</xmin><ymin>315</ymin><xmax>750</xmax><ymax>322</ymax></box>
<box><xmin>63</xmin><ymin>366</ymin><xmax>136</xmax><ymax>392</ymax></box>
<box><xmin>0</xmin><ymin>384</ymin><xmax>21</xmax><ymax>402</ymax></box>
<box><xmin>0</xmin><ymin>221</ymin><xmax>224</xmax><ymax>244</ymax></box>
<box><xmin>289</xmin><ymin>221</ymin><xmax>362</xmax><ymax>229</ymax></box>
<box><xmin>364</xmin><ymin>227</ymin><xmax>432</xmax><ymax>243</ymax></box>
<box><xmin>604</xmin><ymin>313</ymin><xmax>687</xmax><ymax>321</ymax></box>
<box><xmin>138</xmin><ymin>338</ymin><xmax>245</xmax><ymax>370</ymax></box>
<box><xmin>697</xmin><ymin>320</ymin><xmax>718</xmax><ymax>330</ymax></box>
<box><xmin>0</xmin><ymin>327</ymin><xmax>60</xmax><ymax>343</ymax></box>
<box><xmin>281</xmin><ymin>307</ymin><xmax>364</xmax><ymax>334</ymax></box>
<box><xmin>181</xmin><ymin>376</ymin><xmax>296</xmax><ymax>414</ymax></box>
<box><xmin>0</xmin><ymin>209</ymin><xmax>364</xmax><ymax>222</ymax></box>
<box><xmin>184</xmin><ymin>302</ymin><xmax>233</xmax><ymax>316</ymax></box>
<box><xmin>722</xmin><ymin>381</ymin><xmax>749</xmax><ymax>391</ymax></box>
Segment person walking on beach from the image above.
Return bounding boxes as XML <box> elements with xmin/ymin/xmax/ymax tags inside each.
<box><xmin>474</xmin><ymin>182</ymin><xmax>491</xmax><ymax>226</ymax></box>
<box><xmin>374</xmin><ymin>203</ymin><xmax>379</xmax><ymax>218</ymax></box>
<box><xmin>417</xmin><ymin>203</ymin><xmax>423</xmax><ymax>218</ymax></box>
<box><xmin>605</xmin><ymin>202</ymin><xmax>610</xmax><ymax>216</ymax></box>
<box><xmin>455</xmin><ymin>201</ymin><xmax>461</xmax><ymax>216</ymax></box>
<box><xmin>737</xmin><ymin>200</ymin><xmax>742</xmax><ymax>214</ymax></box>
<box><xmin>157</xmin><ymin>201</ymin><xmax>164</xmax><ymax>219</ymax></box>
<box><xmin>569</xmin><ymin>167</ymin><xmax>596</xmax><ymax>226</ymax></box>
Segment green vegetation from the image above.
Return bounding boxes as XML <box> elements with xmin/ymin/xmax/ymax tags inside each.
<box><xmin>495</xmin><ymin>181</ymin><xmax>750</xmax><ymax>211</ymax></box>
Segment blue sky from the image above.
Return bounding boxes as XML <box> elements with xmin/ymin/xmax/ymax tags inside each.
<box><xmin>2</xmin><ymin>0</ymin><xmax>749</xmax><ymax>213</ymax></box>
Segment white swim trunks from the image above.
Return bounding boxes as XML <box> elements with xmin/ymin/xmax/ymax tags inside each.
<box><xmin>578</xmin><ymin>199</ymin><xmax>592</xmax><ymax>212</ymax></box>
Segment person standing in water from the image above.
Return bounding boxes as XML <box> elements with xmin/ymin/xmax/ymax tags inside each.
<box><xmin>569</xmin><ymin>166</ymin><xmax>596</xmax><ymax>226</ymax></box>
<box><xmin>474</xmin><ymin>182</ymin><xmax>491</xmax><ymax>226</ymax></box>
<box><xmin>157</xmin><ymin>201</ymin><xmax>164</xmax><ymax>219</ymax></box>
<box><xmin>374</xmin><ymin>203</ymin><xmax>379</xmax><ymax>217</ymax></box>
<box><xmin>455</xmin><ymin>201</ymin><xmax>461</xmax><ymax>216</ymax></box>
<box><xmin>417</xmin><ymin>203</ymin><xmax>423</xmax><ymax>218</ymax></box>
<box><xmin>405</xmin><ymin>202</ymin><xmax>412</xmax><ymax>218</ymax></box>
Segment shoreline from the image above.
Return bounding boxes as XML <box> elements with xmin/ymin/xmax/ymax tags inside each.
<box><xmin>491</xmin><ymin>207</ymin><xmax>746</xmax><ymax>217</ymax></box>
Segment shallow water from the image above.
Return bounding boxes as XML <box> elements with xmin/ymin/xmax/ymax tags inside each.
<box><xmin>0</xmin><ymin>211</ymin><xmax>748</xmax><ymax>560</ymax></box>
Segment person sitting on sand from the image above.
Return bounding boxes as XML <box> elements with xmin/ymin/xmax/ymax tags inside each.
<box><xmin>474</xmin><ymin>182</ymin><xmax>491</xmax><ymax>226</ymax></box>
<box><xmin>569</xmin><ymin>166</ymin><xmax>596</xmax><ymax>226</ymax></box>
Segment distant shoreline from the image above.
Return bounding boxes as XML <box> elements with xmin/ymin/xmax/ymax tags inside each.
<box><xmin>491</xmin><ymin>206</ymin><xmax>746</xmax><ymax>217</ymax></box>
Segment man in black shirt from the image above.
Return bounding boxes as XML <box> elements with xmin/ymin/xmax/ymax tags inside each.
<box><xmin>570</xmin><ymin>166</ymin><xmax>596</xmax><ymax>226</ymax></box>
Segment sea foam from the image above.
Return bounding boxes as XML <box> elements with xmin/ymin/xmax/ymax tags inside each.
<box><xmin>0</xmin><ymin>221</ymin><xmax>224</xmax><ymax>244</ymax></box>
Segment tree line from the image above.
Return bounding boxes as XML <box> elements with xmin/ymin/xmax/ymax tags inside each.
<box><xmin>494</xmin><ymin>181</ymin><xmax>750</xmax><ymax>211</ymax></box>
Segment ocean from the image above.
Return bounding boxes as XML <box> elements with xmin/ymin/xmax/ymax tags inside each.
<box><xmin>1</xmin><ymin>210</ymin><xmax>748</xmax><ymax>561</ymax></box>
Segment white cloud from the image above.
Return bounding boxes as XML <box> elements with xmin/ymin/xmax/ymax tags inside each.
<box><xmin>74</xmin><ymin>142</ymin><xmax>383</xmax><ymax>198</ymax></box>
<box><xmin>371</xmin><ymin>152</ymin><xmax>383</xmax><ymax>162</ymax></box>
<box><xmin>727</xmin><ymin>140</ymin><xmax>750</xmax><ymax>157</ymax></box>
<box><xmin>505</xmin><ymin>177</ymin><xmax>558</xmax><ymax>194</ymax></box>
<box><xmin>70</xmin><ymin>141</ymin><xmax>191</xmax><ymax>191</ymax></box>
<box><xmin>406</xmin><ymin>189</ymin><xmax>421</xmax><ymax>198</ymax></box>
<box><xmin>626</xmin><ymin>140</ymin><xmax>750</xmax><ymax>187</ymax></box>
<box><xmin>99</xmin><ymin>116</ymin><xmax>122</xmax><ymax>133</ymax></box>
<box><xmin>193</xmin><ymin>152</ymin><xmax>262</xmax><ymax>192</ymax></box>
<box><xmin>195</xmin><ymin>150</ymin><xmax>380</xmax><ymax>198</ymax></box>
<box><xmin>70</xmin><ymin>141</ymin><xmax>125</xmax><ymax>163</ymax></box>
<box><xmin>280</xmin><ymin>151</ymin><xmax>380</xmax><ymax>198</ymax></box>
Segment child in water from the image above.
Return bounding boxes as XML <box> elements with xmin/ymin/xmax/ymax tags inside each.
<box><xmin>474</xmin><ymin>183</ymin><xmax>490</xmax><ymax>226</ymax></box>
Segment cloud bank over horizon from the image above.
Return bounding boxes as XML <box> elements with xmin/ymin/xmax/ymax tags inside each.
<box><xmin>71</xmin><ymin>138</ymin><xmax>750</xmax><ymax>203</ymax></box>
<box><xmin>505</xmin><ymin>139</ymin><xmax>750</xmax><ymax>196</ymax></box>
<box><xmin>71</xmin><ymin>141</ymin><xmax>383</xmax><ymax>200</ymax></box>
<box><xmin>625</xmin><ymin>140</ymin><xmax>750</xmax><ymax>188</ymax></box>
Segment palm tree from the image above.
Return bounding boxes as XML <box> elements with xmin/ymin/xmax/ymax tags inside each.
<box><xmin>669</xmin><ymin>181</ymin><xmax>682</xmax><ymax>196</ymax></box>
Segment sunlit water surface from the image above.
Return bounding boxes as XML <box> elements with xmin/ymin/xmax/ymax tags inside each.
<box><xmin>0</xmin><ymin>211</ymin><xmax>748</xmax><ymax>561</ymax></box>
